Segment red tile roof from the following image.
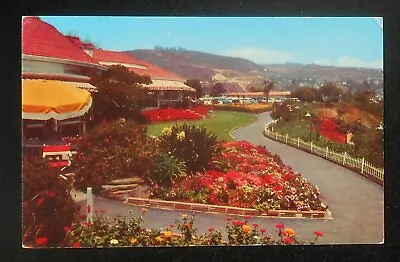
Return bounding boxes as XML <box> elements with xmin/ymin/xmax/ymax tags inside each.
<box><xmin>22</xmin><ymin>16</ymin><xmax>100</xmax><ymax>66</ymax></box>
<box><xmin>91</xmin><ymin>48</ymin><xmax>183</xmax><ymax>80</ymax></box>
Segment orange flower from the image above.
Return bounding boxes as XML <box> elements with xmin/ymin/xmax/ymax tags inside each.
<box><xmin>242</xmin><ymin>224</ymin><xmax>252</xmax><ymax>233</ymax></box>
<box><xmin>163</xmin><ymin>231</ymin><xmax>173</xmax><ymax>239</ymax></box>
<box><xmin>284</xmin><ymin>228</ymin><xmax>295</xmax><ymax>237</ymax></box>
<box><xmin>184</xmin><ymin>222</ymin><xmax>191</xmax><ymax>228</ymax></box>
<box><xmin>130</xmin><ymin>238</ymin><xmax>138</xmax><ymax>245</ymax></box>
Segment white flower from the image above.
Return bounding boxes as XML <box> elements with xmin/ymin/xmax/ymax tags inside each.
<box><xmin>110</xmin><ymin>239</ymin><xmax>119</xmax><ymax>245</ymax></box>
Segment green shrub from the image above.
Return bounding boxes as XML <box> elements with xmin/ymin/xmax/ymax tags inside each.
<box><xmin>158</xmin><ymin>124</ymin><xmax>221</xmax><ymax>174</ymax></box>
<box><xmin>23</xmin><ymin>157</ymin><xmax>79</xmax><ymax>247</ymax></box>
<box><xmin>70</xmin><ymin>118</ymin><xmax>159</xmax><ymax>192</ymax></box>
<box><xmin>151</xmin><ymin>153</ymin><xmax>187</xmax><ymax>186</ymax></box>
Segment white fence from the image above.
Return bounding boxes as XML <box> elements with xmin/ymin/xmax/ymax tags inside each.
<box><xmin>264</xmin><ymin>121</ymin><xmax>384</xmax><ymax>185</ymax></box>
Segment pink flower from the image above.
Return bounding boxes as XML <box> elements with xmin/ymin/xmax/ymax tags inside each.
<box><xmin>260</xmin><ymin>228</ymin><xmax>266</xmax><ymax>235</ymax></box>
<box><xmin>208</xmin><ymin>227</ymin><xmax>214</xmax><ymax>233</ymax></box>
<box><xmin>313</xmin><ymin>231</ymin><xmax>323</xmax><ymax>237</ymax></box>
<box><xmin>283</xmin><ymin>237</ymin><xmax>292</xmax><ymax>245</ymax></box>
<box><xmin>276</xmin><ymin>223</ymin><xmax>284</xmax><ymax>229</ymax></box>
<box><xmin>253</xmin><ymin>223</ymin><xmax>259</xmax><ymax>228</ymax></box>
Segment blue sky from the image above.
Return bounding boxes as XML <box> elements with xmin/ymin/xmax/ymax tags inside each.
<box><xmin>39</xmin><ymin>16</ymin><xmax>383</xmax><ymax>69</ymax></box>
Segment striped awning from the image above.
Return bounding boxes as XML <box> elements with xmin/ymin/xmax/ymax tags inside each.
<box><xmin>64</xmin><ymin>81</ymin><xmax>98</xmax><ymax>92</ymax></box>
<box><xmin>144</xmin><ymin>79</ymin><xmax>196</xmax><ymax>92</ymax></box>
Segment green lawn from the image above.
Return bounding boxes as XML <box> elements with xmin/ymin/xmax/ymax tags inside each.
<box><xmin>146</xmin><ymin>111</ymin><xmax>257</xmax><ymax>141</ymax></box>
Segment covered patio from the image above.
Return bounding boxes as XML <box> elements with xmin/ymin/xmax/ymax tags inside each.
<box><xmin>22</xmin><ymin>79</ymin><xmax>93</xmax><ymax>155</ymax></box>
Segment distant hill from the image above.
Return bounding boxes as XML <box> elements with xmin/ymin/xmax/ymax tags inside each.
<box><xmin>124</xmin><ymin>49</ymin><xmax>383</xmax><ymax>93</ymax></box>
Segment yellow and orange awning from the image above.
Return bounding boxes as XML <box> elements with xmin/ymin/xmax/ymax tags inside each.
<box><xmin>22</xmin><ymin>79</ymin><xmax>92</xmax><ymax>120</ymax></box>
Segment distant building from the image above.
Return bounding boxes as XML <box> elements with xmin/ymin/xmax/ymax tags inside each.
<box><xmin>65</xmin><ymin>42</ymin><xmax>196</xmax><ymax>108</ymax></box>
<box><xmin>226</xmin><ymin>91</ymin><xmax>291</xmax><ymax>98</ymax></box>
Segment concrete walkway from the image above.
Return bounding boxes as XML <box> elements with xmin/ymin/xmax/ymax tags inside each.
<box><xmin>76</xmin><ymin>112</ymin><xmax>384</xmax><ymax>244</ymax></box>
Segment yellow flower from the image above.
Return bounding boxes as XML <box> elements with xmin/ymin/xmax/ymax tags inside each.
<box><xmin>285</xmin><ymin>228</ymin><xmax>295</xmax><ymax>237</ymax></box>
<box><xmin>182</xmin><ymin>214</ymin><xmax>188</xmax><ymax>219</ymax></box>
<box><xmin>109</xmin><ymin>239</ymin><xmax>119</xmax><ymax>245</ymax></box>
<box><xmin>242</xmin><ymin>224</ymin><xmax>252</xmax><ymax>233</ymax></box>
<box><xmin>162</xmin><ymin>127</ymin><xmax>172</xmax><ymax>136</ymax></box>
<box><xmin>176</xmin><ymin>131</ymin><xmax>186</xmax><ymax>141</ymax></box>
<box><xmin>155</xmin><ymin>236</ymin><xmax>164</xmax><ymax>242</ymax></box>
<box><xmin>130</xmin><ymin>238</ymin><xmax>137</xmax><ymax>245</ymax></box>
<box><xmin>163</xmin><ymin>231</ymin><xmax>173</xmax><ymax>239</ymax></box>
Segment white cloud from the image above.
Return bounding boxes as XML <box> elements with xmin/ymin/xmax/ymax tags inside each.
<box><xmin>313</xmin><ymin>56</ymin><xmax>382</xmax><ymax>69</ymax></box>
<box><xmin>223</xmin><ymin>47</ymin><xmax>295</xmax><ymax>64</ymax></box>
<box><xmin>313</xmin><ymin>59</ymin><xmax>331</xmax><ymax>66</ymax></box>
<box><xmin>336</xmin><ymin>56</ymin><xmax>383</xmax><ymax>69</ymax></box>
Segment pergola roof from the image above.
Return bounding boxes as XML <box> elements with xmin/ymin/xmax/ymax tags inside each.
<box><xmin>144</xmin><ymin>80</ymin><xmax>196</xmax><ymax>92</ymax></box>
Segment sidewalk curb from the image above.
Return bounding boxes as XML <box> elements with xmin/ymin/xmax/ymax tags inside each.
<box><xmin>126</xmin><ymin>197</ymin><xmax>332</xmax><ymax>220</ymax></box>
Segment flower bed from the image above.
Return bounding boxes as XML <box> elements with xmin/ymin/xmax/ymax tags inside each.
<box><xmin>315</xmin><ymin>117</ymin><xmax>346</xmax><ymax>143</ymax></box>
<box><xmin>210</xmin><ymin>104</ymin><xmax>272</xmax><ymax>114</ymax></box>
<box><xmin>64</xmin><ymin>212</ymin><xmax>323</xmax><ymax>247</ymax></box>
<box><xmin>153</xmin><ymin>141</ymin><xmax>327</xmax><ymax>212</ymax></box>
<box><xmin>142</xmin><ymin>106</ymin><xmax>209</xmax><ymax>122</ymax></box>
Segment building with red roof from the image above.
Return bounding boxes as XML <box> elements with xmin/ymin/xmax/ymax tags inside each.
<box><xmin>21</xmin><ymin>16</ymin><xmax>107</xmax><ymax>150</ymax></box>
<box><xmin>22</xmin><ymin>16</ymin><xmax>106</xmax><ymax>92</ymax></box>
<box><xmin>73</xmin><ymin>46</ymin><xmax>196</xmax><ymax>108</ymax></box>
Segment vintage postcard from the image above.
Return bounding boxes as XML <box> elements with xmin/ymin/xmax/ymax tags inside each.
<box><xmin>21</xmin><ymin>16</ymin><xmax>383</xmax><ymax>248</ymax></box>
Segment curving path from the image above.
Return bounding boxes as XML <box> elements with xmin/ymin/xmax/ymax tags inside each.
<box><xmin>78</xmin><ymin>112</ymin><xmax>383</xmax><ymax>244</ymax></box>
<box><xmin>231</xmin><ymin>112</ymin><xmax>384</xmax><ymax>244</ymax></box>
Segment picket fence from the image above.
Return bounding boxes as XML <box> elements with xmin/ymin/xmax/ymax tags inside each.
<box><xmin>264</xmin><ymin>121</ymin><xmax>384</xmax><ymax>186</ymax></box>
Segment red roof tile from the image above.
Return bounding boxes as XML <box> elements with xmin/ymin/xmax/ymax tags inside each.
<box><xmin>91</xmin><ymin>48</ymin><xmax>183</xmax><ymax>80</ymax></box>
<box><xmin>22</xmin><ymin>16</ymin><xmax>100</xmax><ymax>66</ymax></box>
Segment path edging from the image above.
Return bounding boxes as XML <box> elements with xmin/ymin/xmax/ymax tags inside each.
<box><xmin>126</xmin><ymin>197</ymin><xmax>332</xmax><ymax>220</ymax></box>
<box><xmin>263</xmin><ymin>130</ymin><xmax>384</xmax><ymax>186</ymax></box>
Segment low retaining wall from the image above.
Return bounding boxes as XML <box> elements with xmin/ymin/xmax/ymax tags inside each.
<box><xmin>126</xmin><ymin>197</ymin><xmax>332</xmax><ymax>220</ymax></box>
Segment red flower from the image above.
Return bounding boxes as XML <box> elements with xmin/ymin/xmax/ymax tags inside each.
<box><xmin>37</xmin><ymin>196</ymin><xmax>45</xmax><ymax>206</ymax></box>
<box><xmin>244</xmin><ymin>215</ymin><xmax>250</xmax><ymax>220</ymax></box>
<box><xmin>313</xmin><ymin>231</ymin><xmax>323</xmax><ymax>237</ymax></box>
<box><xmin>252</xmin><ymin>223</ymin><xmax>259</xmax><ymax>228</ymax></box>
<box><xmin>184</xmin><ymin>223</ymin><xmax>191</xmax><ymax>228</ymax></box>
<box><xmin>35</xmin><ymin>237</ymin><xmax>48</xmax><ymax>246</ymax></box>
<box><xmin>47</xmin><ymin>191</ymin><xmax>56</xmax><ymax>198</ymax></box>
<box><xmin>260</xmin><ymin>228</ymin><xmax>266</xmax><ymax>234</ymax></box>
<box><xmin>87</xmin><ymin>205</ymin><xmax>91</xmax><ymax>214</ymax></box>
<box><xmin>208</xmin><ymin>227</ymin><xmax>214</xmax><ymax>233</ymax></box>
<box><xmin>84</xmin><ymin>221</ymin><xmax>92</xmax><ymax>227</ymax></box>
<box><xmin>169</xmin><ymin>224</ymin><xmax>174</xmax><ymax>228</ymax></box>
<box><xmin>276</xmin><ymin>223</ymin><xmax>284</xmax><ymax>229</ymax></box>
<box><xmin>72</xmin><ymin>242</ymin><xmax>81</xmax><ymax>248</ymax></box>
<box><xmin>226</xmin><ymin>217</ymin><xmax>232</xmax><ymax>222</ymax></box>
<box><xmin>283</xmin><ymin>237</ymin><xmax>292</xmax><ymax>245</ymax></box>
<box><xmin>63</xmin><ymin>226</ymin><xmax>71</xmax><ymax>232</ymax></box>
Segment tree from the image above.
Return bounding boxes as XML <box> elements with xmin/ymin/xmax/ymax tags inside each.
<box><xmin>90</xmin><ymin>65</ymin><xmax>154</xmax><ymax>124</ymax></box>
<box><xmin>263</xmin><ymin>80</ymin><xmax>275</xmax><ymax>103</ymax></box>
<box><xmin>184</xmin><ymin>79</ymin><xmax>204</xmax><ymax>98</ymax></box>
<box><xmin>318</xmin><ymin>82</ymin><xmax>343</xmax><ymax>102</ymax></box>
<box><xmin>210</xmin><ymin>82</ymin><xmax>226</xmax><ymax>97</ymax></box>
<box><xmin>291</xmin><ymin>87</ymin><xmax>321</xmax><ymax>102</ymax></box>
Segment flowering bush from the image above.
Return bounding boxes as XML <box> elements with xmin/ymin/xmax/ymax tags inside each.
<box><xmin>64</xmin><ymin>212</ymin><xmax>323</xmax><ymax>247</ymax></box>
<box><xmin>164</xmin><ymin>141</ymin><xmax>327</xmax><ymax>211</ymax></box>
<box><xmin>158</xmin><ymin>124</ymin><xmax>221</xmax><ymax>174</ymax></box>
<box><xmin>316</xmin><ymin>117</ymin><xmax>346</xmax><ymax>143</ymax></box>
<box><xmin>23</xmin><ymin>156</ymin><xmax>79</xmax><ymax>247</ymax></box>
<box><xmin>70</xmin><ymin>118</ymin><xmax>159</xmax><ymax>192</ymax></box>
<box><xmin>142</xmin><ymin>106</ymin><xmax>209</xmax><ymax>123</ymax></box>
